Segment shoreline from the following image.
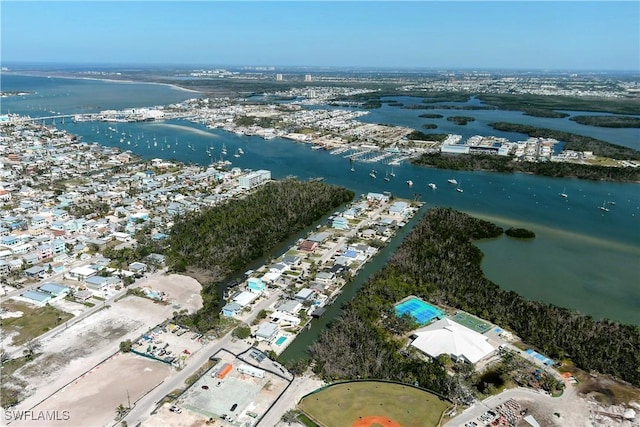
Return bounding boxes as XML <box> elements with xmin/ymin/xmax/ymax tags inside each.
<box><xmin>3</xmin><ymin>71</ymin><xmax>202</xmax><ymax>94</ymax></box>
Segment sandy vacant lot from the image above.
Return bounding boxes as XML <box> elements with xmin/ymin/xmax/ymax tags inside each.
<box><xmin>12</xmin><ymin>295</ymin><xmax>173</xmax><ymax>410</ymax></box>
<box><xmin>141</xmin><ymin>273</ymin><xmax>203</xmax><ymax>313</ymax></box>
<box><xmin>10</xmin><ymin>353</ymin><xmax>172</xmax><ymax>427</ymax></box>
<box><xmin>8</xmin><ymin>273</ymin><xmax>202</xmax><ymax>410</ymax></box>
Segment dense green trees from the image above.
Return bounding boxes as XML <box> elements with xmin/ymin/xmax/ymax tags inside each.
<box><xmin>412</xmin><ymin>152</ymin><xmax>640</xmax><ymax>182</ymax></box>
<box><xmin>505</xmin><ymin>228</ymin><xmax>535</xmax><ymax>238</ymax></box>
<box><xmin>569</xmin><ymin>115</ymin><xmax>640</xmax><ymax>128</ymax></box>
<box><xmin>310</xmin><ymin>207</ymin><xmax>640</xmax><ymax>394</ymax></box>
<box><xmin>167</xmin><ymin>179</ymin><xmax>354</xmax><ymax>331</ymax></box>
<box><xmin>447</xmin><ymin>116</ymin><xmax>475</xmax><ymax>125</ymax></box>
<box><xmin>407</xmin><ymin>131</ymin><xmax>449</xmax><ymax>142</ymax></box>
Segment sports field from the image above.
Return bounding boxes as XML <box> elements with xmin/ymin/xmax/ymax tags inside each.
<box><xmin>449</xmin><ymin>311</ymin><xmax>492</xmax><ymax>334</ymax></box>
<box><xmin>298</xmin><ymin>381</ymin><xmax>450</xmax><ymax>427</ymax></box>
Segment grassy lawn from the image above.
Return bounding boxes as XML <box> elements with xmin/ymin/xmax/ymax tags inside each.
<box><xmin>2</xmin><ymin>300</ymin><xmax>74</xmax><ymax>345</ymax></box>
<box><xmin>298</xmin><ymin>381</ymin><xmax>450</xmax><ymax>427</ymax></box>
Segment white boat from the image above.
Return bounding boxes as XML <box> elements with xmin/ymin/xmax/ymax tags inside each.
<box><xmin>559</xmin><ymin>187</ymin><xmax>568</xmax><ymax>198</ymax></box>
<box><xmin>599</xmin><ymin>201</ymin><xmax>609</xmax><ymax>212</ymax></box>
<box><xmin>428</xmin><ymin>183</ymin><xmax>437</xmax><ymax>190</ymax></box>
<box><xmin>448</xmin><ymin>179</ymin><xmax>458</xmax><ymax>185</ymax></box>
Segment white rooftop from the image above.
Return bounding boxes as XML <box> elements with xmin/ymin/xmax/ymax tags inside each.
<box><xmin>410</xmin><ymin>318</ymin><xmax>495</xmax><ymax>364</ymax></box>
<box><xmin>233</xmin><ymin>290</ymin><xmax>259</xmax><ymax>307</ymax></box>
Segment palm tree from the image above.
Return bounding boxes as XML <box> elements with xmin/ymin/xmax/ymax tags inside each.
<box><xmin>115</xmin><ymin>404</ymin><xmax>128</xmax><ymax>420</ymax></box>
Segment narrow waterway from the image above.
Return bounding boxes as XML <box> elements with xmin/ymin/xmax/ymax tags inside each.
<box><xmin>277</xmin><ymin>202</ymin><xmax>429</xmax><ymax>363</ymax></box>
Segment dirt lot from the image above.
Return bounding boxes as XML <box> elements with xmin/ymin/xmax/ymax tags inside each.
<box><xmin>9</xmin><ymin>353</ymin><xmax>172</xmax><ymax>427</ymax></box>
<box><xmin>9</xmin><ymin>295</ymin><xmax>174</xmax><ymax>410</ymax></box>
<box><xmin>3</xmin><ymin>273</ymin><xmax>202</xmax><ymax>410</ymax></box>
<box><xmin>140</xmin><ymin>273</ymin><xmax>203</xmax><ymax>313</ymax></box>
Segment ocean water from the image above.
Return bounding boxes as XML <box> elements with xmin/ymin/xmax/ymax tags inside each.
<box><xmin>1</xmin><ymin>73</ymin><xmax>639</xmax><ymax>325</ymax></box>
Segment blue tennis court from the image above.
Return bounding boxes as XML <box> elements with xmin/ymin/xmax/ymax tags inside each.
<box><xmin>395</xmin><ymin>297</ymin><xmax>444</xmax><ymax>325</ymax></box>
<box><xmin>525</xmin><ymin>349</ymin><xmax>555</xmax><ymax>366</ymax></box>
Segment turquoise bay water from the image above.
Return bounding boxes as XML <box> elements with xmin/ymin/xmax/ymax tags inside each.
<box><xmin>1</xmin><ymin>74</ymin><xmax>639</xmax><ymax>325</ymax></box>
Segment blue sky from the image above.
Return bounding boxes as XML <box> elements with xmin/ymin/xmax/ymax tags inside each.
<box><xmin>2</xmin><ymin>1</ymin><xmax>639</xmax><ymax>71</ymax></box>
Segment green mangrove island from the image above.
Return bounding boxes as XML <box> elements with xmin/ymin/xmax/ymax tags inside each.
<box><xmin>308</xmin><ymin>207</ymin><xmax>639</xmax><ymax>398</ymax></box>
<box><xmin>412</xmin><ymin>152</ymin><xmax>640</xmax><ymax>182</ymax></box>
<box><xmin>505</xmin><ymin>227</ymin><xmax>536</xmax><ymax>239</ymax></box>
<box><xmin>447</xmin><ymin>116</ymin><xmax>476</xmax><ymax>125</ymax></box>
<box><xmin>569</xmin><ymin>115</ymin><xmax>640</xmax><ymax>128</ymax></box>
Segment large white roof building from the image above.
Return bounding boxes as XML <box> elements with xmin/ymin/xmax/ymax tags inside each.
<box><xmin>410</xmin><ymin>318</ymin><xmax>495</xmax><ymax>364</ymax></box>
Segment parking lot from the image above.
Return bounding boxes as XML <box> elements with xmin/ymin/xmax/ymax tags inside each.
<box><xmin>177</xmin><ymin>352</ymin><xmax>289</xmax><ymax>425</ymax></box>
<box><xmin>131</xmin><ymin>323</ymin><xmax>206</xmax><ymax>366</ymax></box>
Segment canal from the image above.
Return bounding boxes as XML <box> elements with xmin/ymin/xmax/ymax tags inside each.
<box><xmin>277</xmin><ymin>201</ymin><xmax>430</xmax><ymax>363</ymax></box>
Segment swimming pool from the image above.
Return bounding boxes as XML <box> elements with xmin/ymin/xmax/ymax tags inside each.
<box><xmin>275</xmin><ymin>336</ymin><xmax>287</xmax><ymax>346</ymax></box>
<box><xmin>395</xmin><ymin>297</ymin><xmax>444</xmax><ymax>325</ymax></box>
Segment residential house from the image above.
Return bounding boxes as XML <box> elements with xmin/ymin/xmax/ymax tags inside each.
<box><xmin>298</xmin><ymin>240</ymin><xmax>318</xmax><ymax>252</ymax></box>
<box><xmin>221</xmin><ymin>302</ymin><xmax>242</xmax><ymax>317</ymax></box>
<box><xmin>254</xmin><ymin>322</ymin><xmax>279</xmax><ymax>342</ymax></box>
<box><xmin>294</xmin><ymin>288</ymin><xmax>315</xmax><ymax>303</ymax></box>
<box><xmin>276</xmin><ymin>299</ymin><xmax>302</xmax><ymax>316</ymax></box>
<box><xmin>36</xmin><ymin>244</ymin><xmax>53</xmax><ymax>260</ymax></box>
<box><xmin>24</xmin><ymin>265</ymin><xmax>45</xmax><ymax>278</ymax></box>
<box><xmin>247</xmin><ymin>277</ymin><xmax>266</xmax><ymax>293</ymax></box>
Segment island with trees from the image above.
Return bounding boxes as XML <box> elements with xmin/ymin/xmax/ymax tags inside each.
<box><xmin>447</xmin><ymin>116</ymin><xmax>476</xmax><ymax>125</ymax></box>
<box><xmin>412</xmin><ymin>152</ymin><xmax>640</xmax><ymax>182</ymax></box>
<box><xmin>505</xmin><ymin>227</ymin><xmax>536</xmax><ymax>239</ymax></box>
<box><xmin>569</xmin><ymin>115</ymin><xmax>640</xmax><ymax>128</ymax></box>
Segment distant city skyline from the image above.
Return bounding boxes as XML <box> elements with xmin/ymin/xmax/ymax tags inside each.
<box><xmin>2</xmin><ymin>1</ymin><xmax>639</xmax><ymax>71</ymax></box>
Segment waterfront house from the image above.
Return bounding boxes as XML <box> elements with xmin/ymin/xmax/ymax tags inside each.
<box><xmin>222</xmin><ymin>302</ymin><xmax>242</xmax><ymax>317</ymax></box>
<box><xmin>298</xmin><ymin>240</ymin><xmax>318</xmax><ymax>252</ymax></box>
<box><xmin>388</xmin><ymin>201</ymin><xmax>410</xmax><ymax>217</ymax></box>
<box><xmin>315</xmin><ymin>271</ymin><xmax>336</xmax><ymax>286</ymax></box>
<box><xmin>294</xmin><ymin>288</ymin><xmax>315</xmax><ymax>302</ymax></box>
<box><xmin>276</xmin><ymin>299</ymin><xmax>302</xmax><ymax>316</ymax></box>
<box><xmin>269</xmin><ymin>311</ymin><xmax>301</xmax><ymax>326</ymax></box>
<box><xmin>255</xmin><ymin>322</ymin><xmax>279</xmax><ymax>342</ymax></box>
<box><xmin>332</xmin><ymin>216</ymin><xmax>349</xmax><ymax>230</ymax></box>
<box><xmin>366</xmin><ymin>192</ymin><xmax>390</xmax><ymax>203</ymax></box>
<box><xmin>281</xmin><ymin>255</ymin><xmax>301</xmax><ymax>268</ymax></box>
<box><xmin>247</xmin><ymin>277</ymin><xmax>266</xmax><ymax>294</ymax></box>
